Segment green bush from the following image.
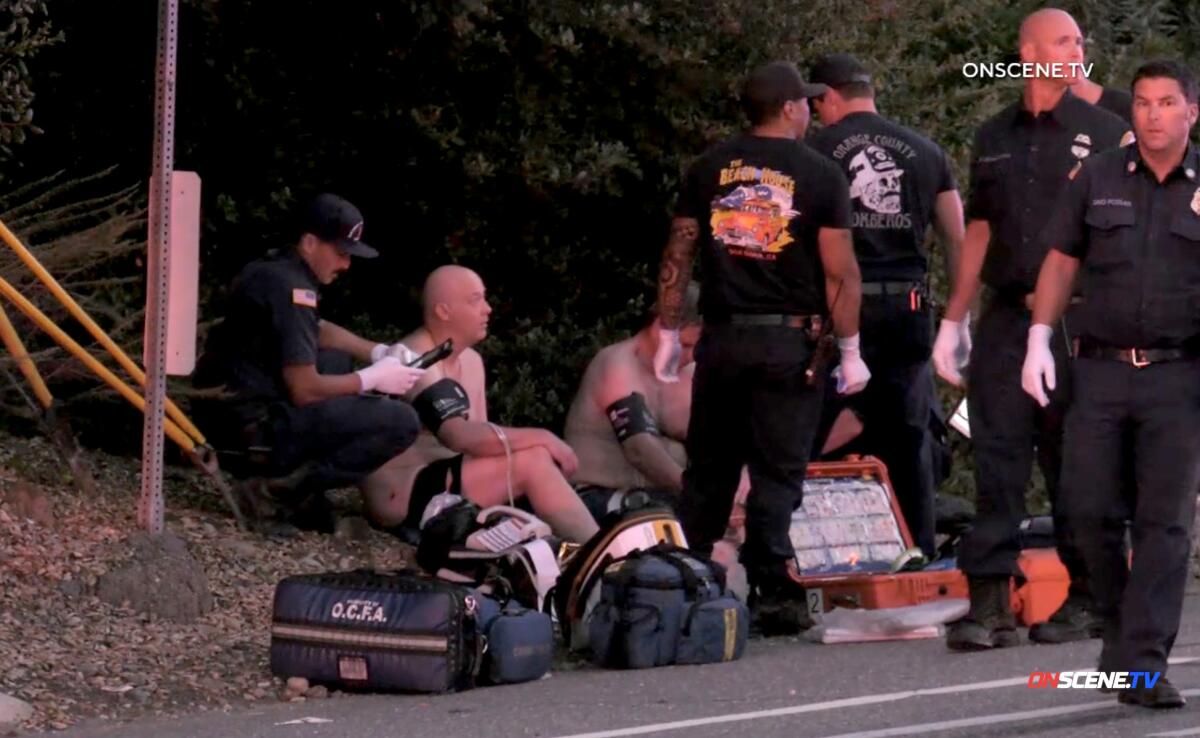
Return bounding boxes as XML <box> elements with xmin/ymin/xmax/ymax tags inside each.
<box><xmin>0</xmin><ymin>0</ymin><xmax>58</xmax><ymax>174</ymax></box>
<box><xmin>6</xmin><ymin>0</ymin><xmax>1199</xmax><ymax>498</ymax></box>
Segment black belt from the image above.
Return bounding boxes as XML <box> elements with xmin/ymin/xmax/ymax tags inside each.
<box><xmin>1075</xmin><ymin>342</ymin><xmax>1198</xmax><ymax>367</ymax></box>
<box><xmin>990</xmin><ymin>289</ymin><xmax>1084</xmax><ymax>310</ymax></box>
<box><xmin>725</xmin><ymin>313</ymin><xmax>822</xmax><ymax>329</ymax></box>
<box><xmin>861</xmin><ymin>280</ymin><xmax>921</xmax><ymax>296</ymax></box>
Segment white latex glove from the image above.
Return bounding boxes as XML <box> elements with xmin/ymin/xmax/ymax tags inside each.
<box><xmin>1021</xmin><ymin>323</ymin><xmax>1056</xmax><ymax>408</ymax></box>
<box><xmin>932</xmin><ymin>316</ymin><xmax>971</xmax><ymax>387</ymax></box>
<box><xmin>653</xmin><ymin>327</ymin><xmax>682</xmax><ymax>383</ymax></box>
<box><xmin>958</xmin><ymin>313</ymin><xmax>972</xmax><ymax>361</ymax></box>
<box><xmin>371</xmin><ymin>342</ymin><xmax>419</xmax><ymax>364</ymax></box>
<box><xmin>384</xmin><ymin>342</ymin><xmax>419</xmax><ymax>364</ymax></box>
<box><xmin>356</xmin><ymin>356</ymin><xmax>425</xmax><ymax>395</ymax></box>
<box><xmin>833</xmin><ymin>333</ymin><xmax>871</xmax><ymax>395</ymax></box>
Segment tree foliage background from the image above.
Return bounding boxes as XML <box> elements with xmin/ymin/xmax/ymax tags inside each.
<box><xmin>2</xmin><ymin>0</ymin><xmax>1197</xmax><ymax>499</ymax></box>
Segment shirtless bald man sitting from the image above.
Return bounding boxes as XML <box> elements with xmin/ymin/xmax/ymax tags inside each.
<box><xmin>361</xmin><ymin>265</ymin><xmax>600</xmax><ymax>543</ymax></box>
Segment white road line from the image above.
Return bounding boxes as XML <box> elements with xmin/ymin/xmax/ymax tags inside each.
<box><xmin>546</xmin><ymin>693</ymin><xmax>911</xmax><ymax>738</ymax></box>
<box><xmin>544</xmin><ymin>675</ymin><xmax>1042</xmax><ymax>738</ymax></box>
<box><xmin>820</xmin><ymin>700</ymin><xmax>1117</xmax><ymax>738</ymax></box>
<box><xmin>1146</xmin><ymin>728</ymin><xmax>1200</xmax><ymax>737</ymax></box>
<box><xmin>823</xmin><ymin>689</ymin><xmax>1200</xmax><ymax>738</ymax></box>
<box><xmin>546</xmin><ymin>656</ymin><xmax>1200</xmax><ymax>738</ymax></box>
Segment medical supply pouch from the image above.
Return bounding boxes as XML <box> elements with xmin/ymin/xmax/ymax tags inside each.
<box><xmin>586</xmin><ymin>544</ymin><xmax>747</xmax><ymax>669</ymax></box>
<box><xmin>554</xmin><ymin>507</ymin><xmax>688</xmax><ymax>651</ymax></box>
<box><xmin>473</xmin><ymin>594</ymin><xmax>554</xmax><ymax>685</ymax></box>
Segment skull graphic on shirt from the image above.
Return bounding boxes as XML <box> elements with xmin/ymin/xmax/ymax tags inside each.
<box><xmin>848</xmin><ymin>145</ymin><xmax>904</xmax><ymax>215</ymax></box>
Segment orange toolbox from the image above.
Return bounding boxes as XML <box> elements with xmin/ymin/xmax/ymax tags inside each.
<box><xmin>795</xmin><ymin>567</ymin><xmax>968</xmax><ymax>612</ymax></box>
<box><xmin>778</xmin><ymin>457</ymin><xmax>968</xmax><ymax>613</ymax></box>
<box><xmin>1011</xmin><ymin>548</ymin><xmax>1070</xmax><ymax>626</ymax></box>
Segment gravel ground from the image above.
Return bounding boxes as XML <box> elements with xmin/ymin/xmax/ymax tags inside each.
<box><xmin>0</xmin><ymin>432</ymin><xmax>415</xmax><ymax>734</ymax></box>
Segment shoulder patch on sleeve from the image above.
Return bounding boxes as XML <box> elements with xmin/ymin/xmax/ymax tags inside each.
<box><xmin>1120</xmin><ymin>130</ymin><xmax>1136</xmax><ymax>148</ymax></box>
<box><xmin>1068</xmin><ymin>161</ymin><xmax>1082</xmax><ymax>181</ymax></box>
<box><xmin>292</xmin><ymin>288</ymin><xmax>318</xmax><ymax>308</ymax></box>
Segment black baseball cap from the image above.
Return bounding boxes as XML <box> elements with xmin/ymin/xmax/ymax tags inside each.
<box><xmin>742</xmin><ymin>61</ymin><xmax>828</xmax><ymax>105</ymax></box>
<box><xmin>809</xmin><ymin>53</ymin><xmax>873</xmax><ymax>88</ymax></box>
<box><xmin>302</xmin><ymin>193</ymin><xmax>378</xmax><ymax>258</ymax></box>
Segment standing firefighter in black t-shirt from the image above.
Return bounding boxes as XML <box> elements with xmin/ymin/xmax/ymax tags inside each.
<box><xmin>653</xmin><ymin>61</ymin><xmax>868</xmax><ymax>636</ymax></box>
<box><xmin>194</xmin><ymin>193</ymin><xmax>424</xmax><ymax>533</ymax></box>
<box><xmin>934</xmin><ymin>9</ymin><xmax>1130</xmax><ymax>650</ymax></box>
<box><xmin>807</xmin><ymin>53</ymin><xmax>966</xmax><ymax>559</ymax></box>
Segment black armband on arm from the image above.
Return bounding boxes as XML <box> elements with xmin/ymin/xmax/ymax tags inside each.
<box><xmin>606</xmin><ymin>392</ymin><xmax>660</xmax><ymax>442</ymax></box>
<box><xmin>412</xmin><ymin>378</ymin><xmax>471</xmax><ymax>433</ymax></box>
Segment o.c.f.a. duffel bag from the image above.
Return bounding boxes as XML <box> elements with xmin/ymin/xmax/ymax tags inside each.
<box><xmin>269</xmin><ymin>569</ymin><xmax>481</xmax><ymax>693</ymax></box>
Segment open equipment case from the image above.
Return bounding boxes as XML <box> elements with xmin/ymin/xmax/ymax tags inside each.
<box><xmin>784</xmin><ymin>457</ymin><xmax>968</xmax><ymax>616</ymax></box>
<box><xmin>758</xmin><ymin>456</ymin><xmax>1070</xmax><ymax>625</ymax></box>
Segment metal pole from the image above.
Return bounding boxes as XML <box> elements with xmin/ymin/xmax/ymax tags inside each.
<box><xmin>139</xmin><ymin>0</ymin><xmax>179</xmax><ymax>534</ymax></box>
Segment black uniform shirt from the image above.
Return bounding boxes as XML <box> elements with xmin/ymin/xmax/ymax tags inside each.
<box><xmin>194</xmin><ymin>251</ymin><xmax>322</xmax><ymax>406</ymax></box>
<box><xmin>967</xmin><ymin>89</ymin><xmax>1128</xmax><ymax>294</ymax></box>
<box><xmin>676</xmin><ymin>134</ymin><xmax>852</xmax><ymax>317</ymax></box>
<box><xmin>1097</xmin><ymin>87</ymin><xmax>1133</xmax><ymax>125</ymax></box>
<box><xmin>809</xmin><ymin>111</ymin><xmax>957</xmax><ymax>281</ymax></box>
<box><xmin>1043</xmin><ymin>143</ymin><xmax>1200</xmax><ymax>348</ymax></box>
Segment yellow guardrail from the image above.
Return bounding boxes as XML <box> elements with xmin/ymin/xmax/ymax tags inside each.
<box><xmin>0</xmin><ymin>217</ymin><xmax>247</xmax><ymax>528</ymax></box>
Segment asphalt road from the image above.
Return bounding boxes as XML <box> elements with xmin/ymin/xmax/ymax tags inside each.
<box><xmin>48</xmin><ymin>587</ymin><xmax>1200</xmax><ymax>738</ymax></box>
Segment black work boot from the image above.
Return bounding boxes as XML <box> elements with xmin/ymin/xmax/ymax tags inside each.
<box><xmin>1028</xmin><ymin>593</ymin><xmax>1104</xmax><ymax>644</ymax></box>
<box><xmin>1119</xmin><ymin>677</ymin><xmax>1185</xmax><ymax>708</ymax></box>
<box><xmin>747</xmin><ymin>564</ymin><xmax>814</xmax><ymax>637</ymax></box>
<box><xmin>946</xmin><ymin>576</ymin><xmax>1019</xmax><ymax>651</ymax></box>
<box><xmin>233</xmin><ymin>477</ymin><xmax>280</xmax><ymax>521</ymax></box>
<box><xmin>283</xmin><ymin>491</ymin><xmax>338</xmax><ymax>534</ymax></box>
<box><xmin>236</xmin><ymin>463</ymin><xmax>333</xmax><ymax>539</ymax></box>
<box><xmin>233</xmin><ymin>477</ymin><xmax>300</xmax><ymax>539</ymax></box>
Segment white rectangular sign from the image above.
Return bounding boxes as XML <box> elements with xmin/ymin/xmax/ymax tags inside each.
<box><xmin>146</xmin><ymin>170</ymin><xmax>200</xmax><ymax>375</ymax></box>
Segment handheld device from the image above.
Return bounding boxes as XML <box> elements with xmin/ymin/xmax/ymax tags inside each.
<box><xmin>408</xmin><ymin>339</ymin><xmax>453</xmax><ymax>369</ymax></box>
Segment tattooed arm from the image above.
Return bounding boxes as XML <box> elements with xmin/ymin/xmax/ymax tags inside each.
<box><xmin>651</xmin><ymin>217</ymin><xmax>699</xmax><ymax>382</ymax></box>
<box><xmin>656</xmin><ymin>217</ymin><xmax>700</xmax><ymax>329</ymax></box>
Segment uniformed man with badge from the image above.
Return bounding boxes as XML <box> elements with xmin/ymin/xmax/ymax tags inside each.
<box><xmin>652</xmin><ymin>60</ymin><xmax>867</xmax><ymax>635</ymax></box>
<box><xmin>194</xmin><ymin>193</ymin><xmax>424</xmax><ymax>532</ymax></box>
<box><xmin>1022</xmin><ymin>60</ymin><xmax>1199</xmax><ymax>709</ymax></box>
<box><xmin>807</xmin><ymin>53</ymin><xmax>965</xmax><ymax>559</ymax></box>
<box><xmin>933</xmin><ymin>8</ymin><xmax>1130</xmax><ymax>650</ymax></box>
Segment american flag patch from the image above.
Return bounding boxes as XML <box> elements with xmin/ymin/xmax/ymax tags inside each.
<box><xmin>292</xmin><ymin>288</ymin><xmax>318</xmax><ymax>307</ymax></box>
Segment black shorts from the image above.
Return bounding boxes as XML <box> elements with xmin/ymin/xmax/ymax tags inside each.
<box><xmin>573</xmin><ymin>483</ymin><xmax>677</xmax><ymax>522</ymax></box>
<box><xmin>407</xmin><ymin>455</ymin><xmax>465</xmax><ymax>525</ymax></box>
